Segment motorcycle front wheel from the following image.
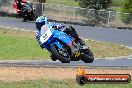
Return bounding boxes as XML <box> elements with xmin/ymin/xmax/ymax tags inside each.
<box><xmin>81</xmin><ymin>48</ymin><xmax>94</xmax><ymax>63</ymax></box>
<box><xmin>50</xmin><ymin>45</ymin><xmax>71</xmax><ymax>63</ymax></box>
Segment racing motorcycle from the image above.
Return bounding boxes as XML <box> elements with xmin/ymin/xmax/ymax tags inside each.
<box><xmin>12</xmin><ymin>2</ymin><xmax>37</xmax><ymax>21</ymax></box>
<box><xmin>39</xmin><ymin>25</ymin><xmax>94</xmax><ymax>63</ymax></box>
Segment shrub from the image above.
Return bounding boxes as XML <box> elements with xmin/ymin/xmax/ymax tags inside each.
<box><xmin>75</xmin><ymin>0</ymin><xmax>112</xmax><ymax>26</ymax></box>
<box><xmin>121</xmin><ymin>0</ymin><xmax>132</xmax><ymax>24</ymax></box>
<box><xmin>75</xmin><ymin>0</ymin><xmax>112</xmax><ymax>10</ymax></box>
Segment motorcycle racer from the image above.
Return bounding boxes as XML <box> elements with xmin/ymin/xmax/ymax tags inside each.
<box><xmin>12</xmin><ymin>0</ymin><xmax>36</xmax><ymax>21</ymax></box>
<box><xmin>35</xmin><ymin>16</ymin><xmax>85</xmax><ymax>49</ymax></box>
<box><xmin>35</xmin><ymin>16</ymin><xmax>94</xmax><ymax>63</ymax></box>
<box><xmin>12</xmin><ymin>0</ymin><xmax>27</xmax><ymax>13</ymax></box>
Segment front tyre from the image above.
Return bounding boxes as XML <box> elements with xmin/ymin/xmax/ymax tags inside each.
<box><xmin>50</xmin><ymin>54</ymin><xmax>57</xmax><ymax>61</ymax></box>
<box><xmin>50</xmin><ymin>45</ymin><xmax>71</xmax><ymax>63</ymax></box>
<box><xmin>81</xmin><ymin>48</ymin><xmax>94</xmax><ymax>63</ymax></box>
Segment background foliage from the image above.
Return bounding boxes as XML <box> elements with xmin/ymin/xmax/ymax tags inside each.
<box><xmin>121</xmin><ymin>0</ymin><xmax>132</xmax><ymax>24</ymax></box>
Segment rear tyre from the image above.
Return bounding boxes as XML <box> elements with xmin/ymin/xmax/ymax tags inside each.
<box><xmin>20</xmin><ymin>16</ymin><xmax>27</xmax><ymax>22</ymax></box>
<box><xmin>18</xmin><ymin>11</ymin><xmax>27</xmax><ymax>22</ymax></box>
<box><xmin>81</xmin><ymin>48</ymin><xmax>94</xmax><ymax>63</ymax></box>
<box><xmin>50</xmin><ymin>45</ymin><xmax>70</xmax><ymax>63</ymax></box>
<box><xmin>32</xmin><ymin>12</ymin><xmax>38</xmax><ymax>21</ymax></box>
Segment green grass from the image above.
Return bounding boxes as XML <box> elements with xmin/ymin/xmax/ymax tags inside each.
<box><xmin>44</xmin><ymin>0</ymin><xmax>126</xmax><ymax>12</ymax></box>
<box><xmin>112</xmin><ymin>0</ymin><xmax>126</xmax><ymax>7</ymax></box>
<box><xmin>0</xmin><ymin>27</ymin><xmax>131</xmax><ymax>60</ymax></box>
<box><xmin>32</xmin><ymin>0</ymin><xmax>126</xmax><ymax>12</ymax></box>
<box><xmin>45</xmin><ymin>0</ymin><xmax>126</xmax><ymax>7</ymax></box>
<box><xmin>46</xmin><ymin>0</ymin><xmax>79</xmax><ymax>7</ymax></box>
<box><xmin>111</xmin><ymin>6</ymin><xmax>123</xmax><ymax>12</ymax></box>
<box><xmin>0</xmin><ymin>79</ymin><xmax>131</xmax><ymax>88</ymax></box>
<box><xmin>0</xmin><ymin>33</ymin><xmax>50</xmax><ymax>60</ymax></box>
<box><xmin>0</xmin><ymin>34</ymin><xmax>50</xmax><ymax>60</ymax></box>
<box><xmin>85</xmin><ymin>40</ymin><xmax>132</xmax><ymax>58</ymax></box>
<box><xmin>111</xmin><ymin>0</ymin><xmax>127</xmax><ymax>12</ymax></box>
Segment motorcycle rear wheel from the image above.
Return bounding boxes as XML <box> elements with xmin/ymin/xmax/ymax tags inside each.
<box><xmin>20</xmin><ymin>17</ymin><xmax>27</xmax><ymax>21</ymax></box>
<box><xmin>50</xmin><ymin>45</ymin><xmax>71</xmax><ymax>63</ymax></box>
<box><xmin>31</xmin><ymin>11</ymin><xmax>38</xmax><ymax>21</ymax></box>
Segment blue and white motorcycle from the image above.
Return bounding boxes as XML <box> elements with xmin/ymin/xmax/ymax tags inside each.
<box><xmin>39</xmin><ymin>25</ymin><xmax>94</xmax><ymax>63</ymax></box>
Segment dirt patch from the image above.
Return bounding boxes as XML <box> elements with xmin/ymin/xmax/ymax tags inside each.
<box><xmin>0</xmin><ymin>67</ymin><xmax>76</xmax><ymax>82</ymax></box>
<box><xmin>0</xmin><ymin>67</ymin><xmax>132</xmax><ymax>82</ymax></box>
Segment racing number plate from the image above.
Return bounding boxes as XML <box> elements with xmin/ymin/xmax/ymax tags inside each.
<box><xmin>40</xmin><ymin>29</ymin><xmax>52</xmax><ymax>44</ymax></box>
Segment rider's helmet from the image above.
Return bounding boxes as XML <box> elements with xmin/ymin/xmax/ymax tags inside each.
<box><xmin>35</xmin><ymin>16</ymin><xmax>48</xmax><ymax>30</ymax></box>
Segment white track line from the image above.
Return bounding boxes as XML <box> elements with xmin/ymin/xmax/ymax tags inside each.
<box><xmin>0</xmin><ymin>26</ymin><xmax>36</xmax><ymax>32</ymax></box>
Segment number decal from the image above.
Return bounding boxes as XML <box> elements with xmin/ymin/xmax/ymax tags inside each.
<box><xmin>43</xmin><ymin>33</ymin><xmax>48</xmax><ymax>40</ymax></box>
<box><xmin>40</xmin><ymin>29</ymin><xmax>52</xmax><ymax>44</ymax></box>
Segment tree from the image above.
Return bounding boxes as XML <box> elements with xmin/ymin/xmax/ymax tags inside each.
<box><xmin>121</xmin><ymin>0</ymin><xmax>132</xmax><ymax>24</ymax></box>
<box><xmin>75</xmin><ymin>0</ymin><xmax>111</xmax><ymax>10</ymax></box>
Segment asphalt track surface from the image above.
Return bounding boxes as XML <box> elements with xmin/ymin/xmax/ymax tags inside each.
<box><xmin>0</xmin><ymin>16</ymin><xmax>132</xmax><ymax>68</ymax></box>
<box><xmin>0</xmin><ymin>58</ymin><xmax>132</xmax><ymax>68</ymax></box>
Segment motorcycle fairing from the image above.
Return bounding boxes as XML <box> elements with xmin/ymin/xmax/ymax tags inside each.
<box><xmin>44</xmin><ymin>30</ymin><xmax>73</xmax><ymax>51</ymax></box>
<box><xmin>53</xmin><ymin>30</ymin><xmax>73</xmax><ymax>45</ymax></box>
<box><xmin>50</xmin><ymin>40</ymin><xmax>63</xmax><ymax>49</ymax></box>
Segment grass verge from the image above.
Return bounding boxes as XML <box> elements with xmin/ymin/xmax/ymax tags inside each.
<box><xmin>111</xmin><ymin>6</ymin><xmax>123</xmax><ymax>12</ymax></box>
<box><xmin>111</xmin><ymin>0</ymin><xmax>126</xmax><ymax>7</ymax></box>
<box><xmin>45</xmin><ymin>0</ymin><xmax>125</xmax><ymax>7</ymax></box>
<box><xmin>44</xmin><ymin>0</ymin><xmax>125</xmax><ymax>13</ymax></box>
<box><xmin>0</xmin><ymin>79</ymin><xmax>131</xmax><ymax>88</ymax></box>
<box><xmin>85</xmin><ymin>40</ymin><xmax>132</xmax><ymax>58</ymax></box>
<box><xmin>46</xmin><ymin>0</ymin><xmax>79</xmax><ymax>7</ymax></box>
<box><xmin>0</xmin><ymin>28</ymin><xmax>50</xmax><ymax>60</ymax></box>
<box><xmin>0</xmin><ymin>27</ymin><xmax>131</xmax><ymax>60</ymax></box>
